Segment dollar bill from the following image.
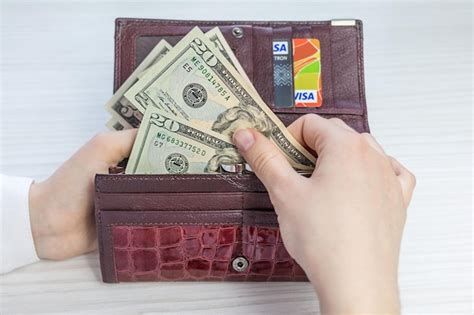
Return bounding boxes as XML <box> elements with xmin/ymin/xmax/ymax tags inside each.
<box><xmin>107</xmin><ymin>29</ymin><xmax>249</xmax><ymax>130</ymax></box>
<box><xmin>124</xmin><ymin>27</ymin><xmax>315</xmax><ymax>170</ymax></box>
<box><xmin>105</xmin><ymin>40</ymin><xmax>173</xmax><ymax>129</ymax></box>
<box><xmin>125</xmin><ymin>106</ymin><xmax>243</xmax><ymax>174</ymax></box>
<box><xmin>137</xmin><ymin>28</ymin><xmax>250</xmax><ymax>85</ymax></box>
<box><xmin>106</xmin><ymin>118</ymin><xmax>125</xmax><ymax>131</ymax></box>
<box><xmin>133</xmin><ymin>28</ymin><xmax>251</xmax><ymax>114</ymax></box>
<box><xmin>206</xmin><ymin>27</ymin><xmax>252</xmax><ymax>86</ymax></box>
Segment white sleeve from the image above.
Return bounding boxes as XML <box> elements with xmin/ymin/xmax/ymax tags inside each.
<box><xmin>0</xmin><ymin>174</ymin><xmax>40</xmax><ymax>274</ymax></box>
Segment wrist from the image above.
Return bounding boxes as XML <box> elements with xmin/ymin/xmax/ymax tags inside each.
<box><xmin>29</xmin><ymin>181</ymin><xmax>51</xmax><ymax>259</ymax></box>
<box><xmin>316</xmin><ymin>280</ymin><xmax>400</xmax><ymax>314</ymax></box>
<box><xmin>28</xmin><ymin>179</ymin><xmax>97</xmax><ymax>260</ymax></box>
<box><xmin>304</xmin><ymin>260</ymin><xmax>400</xmax><ymax>314</ymax></box>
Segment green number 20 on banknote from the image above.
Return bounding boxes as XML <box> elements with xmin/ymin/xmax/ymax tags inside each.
<box><xmin>126</xmin><ymin>106</ymin><xmax>242</xmax><ymax>174</ymax></box>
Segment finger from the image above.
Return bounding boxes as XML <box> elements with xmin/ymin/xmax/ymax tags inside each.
<box><xmin>286</xmin><ymin>114</ymin><xmax>346</xmax><ymax>155</ymax></box>
<box><xmin>361</xmin><ymin>133</ymin><xmax>385</xmax><ymax>156</ymax></box>
<box><xmin>233</xmin><ymin>128</ymin><xmax>299</xmax><ymax>193</ymax></box>
<box><xmin>389</xmin><ymin>156</ymin><xmax>416</xmax><ymax>206</ymax></box>
<box><xmin>85</xmin><ymin>129</ymin><xmax>138</xmax><ymax>165</ymax></box>
<box><xmin>329</xmin><ymin>117</ymin><xmax>357</xmax><ymax>133</ymax></box>
<box><xmin>287</xmin><ymin>119</ymin><xmax>317</xmax><ymax>157</ymax></box>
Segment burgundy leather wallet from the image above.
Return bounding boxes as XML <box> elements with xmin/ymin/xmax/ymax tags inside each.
<box><xmin>95</xmin><ymin>18</ymin><xmax>370</xmax><ymax>283</ymax></box>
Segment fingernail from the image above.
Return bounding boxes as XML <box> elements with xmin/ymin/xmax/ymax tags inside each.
<box><xmin>233</xmin><ymin>129</ymin><xmax>255</xmax><ymax>152</ymax></box>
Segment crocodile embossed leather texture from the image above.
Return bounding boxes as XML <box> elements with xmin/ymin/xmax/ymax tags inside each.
<box><xmin>111</xmin><ymin>225</ymin><xmax>306</xmax><ymax>281</ymax></box>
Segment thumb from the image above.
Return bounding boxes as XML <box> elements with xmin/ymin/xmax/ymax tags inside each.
<box><xmin>233</xmin><ymin>128</ymin><xmax>298</xmax><ymax>191</ymax></box>
<box><xmin>77</xmin><ymin>129</ymin><xmax>138</xmax><ymax>167</ymax></box>
<box><xmin>103</xmin><ymin>129</ymin><xmax>138</xmax><ymax>165</ymax></box>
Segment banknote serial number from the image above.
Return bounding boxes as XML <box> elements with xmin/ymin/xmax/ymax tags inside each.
<box><xmin>182</xmin><ymin>56</ymin><xmax>231</xmax><ymax>101</ymax></box>
<box><xmin>155</xmin><ymin>132</ymin><xmax>207</xmax><ymax>156</ymax></box>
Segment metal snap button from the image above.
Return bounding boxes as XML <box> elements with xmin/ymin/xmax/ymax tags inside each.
<box><xmin>221</xmin><ymin>163</ymin><xmax>245</xmax><ymax>174</ymax></box>
<box><xmin>232</xmin><ymin>256</ymin><xmax>249</xmax><ymax>272</ymax></box>
<box><xmin>232</xmin><ymin>27</ymin><xmax>244</xmax><ymax>39</ymax></box>
<box><xmin>244</xmin><ymin>163</ymin><xmax>253</xmax><ymax>173</ymax></box>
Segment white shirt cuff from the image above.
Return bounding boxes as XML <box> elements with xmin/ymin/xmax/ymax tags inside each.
<box><xmin>1</xmin><ymin>174</ymin><xmax>40</xmax><ymax>274</ymax></box>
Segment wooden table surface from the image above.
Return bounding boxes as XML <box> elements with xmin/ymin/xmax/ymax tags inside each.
<box><xmin>1</xmin><ymin>0</ymin><xmax>472</xmax><ymax>314</ymax></box>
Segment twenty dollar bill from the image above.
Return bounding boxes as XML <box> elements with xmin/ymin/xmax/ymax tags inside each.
<box><xmin>125</xmin><ymin>106</ymin><xmax>243</xmax><ymax>174</ymax></box>
<box><xmin>105</xmin><ymin>40</ymin><xmax>173</xmax><ymax>129</ymax></box>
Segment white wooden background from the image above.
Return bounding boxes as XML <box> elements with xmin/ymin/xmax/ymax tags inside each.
<box><xmin>0</xmin><ymin>0</ymin><xmax>472</xmax><ymax>314</ymax></box>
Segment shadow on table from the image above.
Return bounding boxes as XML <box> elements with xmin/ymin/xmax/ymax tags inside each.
<box><xmin>84</xmin><ymin>251</ymin><xmax>103</xmax><ymax>281</ymax></box>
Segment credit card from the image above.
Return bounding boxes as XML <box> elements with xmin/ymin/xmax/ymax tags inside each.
<box><xmin>272</xmin><ymin>40</ymin><xmax>294</xmax><ymax>108</ymax></box>
<box><xmin>292</xmin><ymin>38</ymin><xmax>322</xmax><ymax>107</ymax></box>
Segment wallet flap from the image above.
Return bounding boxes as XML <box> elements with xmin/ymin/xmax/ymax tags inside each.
<box><xmin>114</xmin><ymin>18</ymin><xmax>369</xmax><ymax>133</ymax></box>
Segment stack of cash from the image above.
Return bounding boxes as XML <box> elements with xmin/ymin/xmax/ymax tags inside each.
<box><xmin>104</xmin><ymin>27</ymin><xmax>315</xmax><ymax>174</ymax></box>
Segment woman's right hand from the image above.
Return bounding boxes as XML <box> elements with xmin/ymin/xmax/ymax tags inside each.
<box><xmin>233</xmin><ymin>114</ymin><xmax>415</xmax><ymax>314</ymax></box>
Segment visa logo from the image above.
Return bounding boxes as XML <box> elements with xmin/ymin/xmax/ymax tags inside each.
<box><xmin>273</xmin><ymin>41</ymin><xmax>289</xmax><ymax>55</ymax></box>
<box><xmin>295</xmin><ymin>90</ymin><xmax>318</xmax><ymax>103</ymax></box>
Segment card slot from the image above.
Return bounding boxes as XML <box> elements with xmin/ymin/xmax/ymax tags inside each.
<box><xmin>99</xmin><ymin>209</ymin><xmax>278</xmax><ymax>226</ymax></box>
<box><xmin>271</xmin><ymin>26</ymin><xmax>293</xmax><ymax>108</ymax></box>
<box><xmin>267</xmin><ymin>25</ymin><xmax>330</xmax><ymax>112</ymax></box>
<box><xmin>268</xmin><ymin>24</ymin><xmax>366</xmax><ymax>117</ymax></box>
<box><xmin>251</xmin><ymin>26</ymin><xmax>274</xmax><ymax>106</ymax></box>
<box><xmin>101</xmin><ymin>209</ymin><xmax>243</xmax><ymax>226</ymax></box>
<box><xmin>95</xmin><ymin>174</ymin><xmax>267</xmax><ymax>194</ymax></box>
<box><xmin>97</xmin><ymin>191</ymin><xmax>273</xmax><ymax>211</ymax></box>
<box><xmin>269</xmin><ymin>25</ymin><xmax>334</xmax><ymax>114</ymax></box>
<box><xmin>277</xmin><ymin>113</ymin><xmax>370</xmax><ymax>133</ymax></box>
<box><xmin>330</xmin><ymin>23</ymin><xmax>365</xmax><ymax>113</ymax></box>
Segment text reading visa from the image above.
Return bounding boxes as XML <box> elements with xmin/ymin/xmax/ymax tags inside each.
<box><xmin>293</xmin><ymin>38</ymin><xmax>322</xmax><ymax>107</ymax></box>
